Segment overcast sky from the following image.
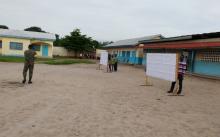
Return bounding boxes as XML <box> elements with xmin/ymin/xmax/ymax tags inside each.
<box><xmin>0</xmin><ymin>0</ymin><xmax>220</xmax><ymax>41</ymax></box>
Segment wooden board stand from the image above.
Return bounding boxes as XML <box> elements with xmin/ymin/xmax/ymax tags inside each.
<box><xmin>140</xmin><ymin>75</ymin><xmax>153</xmax><ymax>86</ymax></box>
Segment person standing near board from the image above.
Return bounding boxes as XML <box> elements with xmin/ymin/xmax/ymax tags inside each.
<box><xmin>22</xmin><ymin>44</ymin><xmax>37</xmax><ymax>84</ymax></box>
<box><xmin>107</xmin><ymin>54</ymin><xmax>112</xmax><ymax>72</ymax></box>
<box><xmin>113</xmin><ymin>54</ymin><xmax>118</xmax><ymax>72</ymax></box>
<box><xmin>111</xmin><ymin>54</ymin><xmax>116</xmax><ymax>72</ymax></box>
<box><xmin>167</xmin><ymin>55</ymin><xmax>187</xmax><ymax>95</ymax></box>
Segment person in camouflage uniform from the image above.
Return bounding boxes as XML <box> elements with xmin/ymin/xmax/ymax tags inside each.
<box><xmin>22</xmin><ymin>44</ymin><xmax>37</xmax><ymax>84</ymax></box>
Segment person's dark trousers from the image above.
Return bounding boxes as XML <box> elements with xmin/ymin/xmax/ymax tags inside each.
<box><xmin>114</xmin><ymin>62</ymin><xmax>118</xmax><ymax>71</ymax></box>
<box><xmin>170</xmin><ymin>81</ymin><xmax>176</xmax><ymax>93</ymax></box>
<box><xmin>23</xmin><ymin>63</ymin><xmax>34</xmax><ymax>82</ymax></box>
<box><xmin>169</xmin><ymin>74</ymin><xmax>183</xmax><ymax>94</ymax></box>
<box><xmin>177</xmin><ymin>75</ymin><xmax>183</xmax><ymax>94</ymax></box>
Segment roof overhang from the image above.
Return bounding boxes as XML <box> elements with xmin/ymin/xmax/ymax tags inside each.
<box><xmin>0</xmin><ymin>29</ymin><xmax>56</xmax><ymax>41</ymax></box>
<box><xmin>0</xmin><ymin>35</ymin><xmax>55</xmax><ymax>41</ymax></box>
<box><xmin>143</xmin><ymin>41</ymin><xmax>220</xmax><ymax>49</ymax></box>
<box><xmin>140</xmin><ymin>35</ymin><xmax>192</xmax><ymax>44</ymax></box>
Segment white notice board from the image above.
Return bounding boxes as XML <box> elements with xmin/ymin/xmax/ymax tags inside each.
<box><xmin>100</xmin><ymin>52</ymin><xmax>108</xmax><ymax>65</ymax></box>
<box><xmin>146</xmin><ymin>53</ymin><xmax>177</xmax><ymax>82</ymax></box>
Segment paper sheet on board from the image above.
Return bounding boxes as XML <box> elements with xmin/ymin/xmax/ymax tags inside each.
<box><xmin>100</xmin><ymin>52</ymin><xmax>108</xmax><ymax>65</ymax></box>
<box><xmin>146</xmin><ymin>53</ymin><xmax>177</xmax><ymax>81</ymax></box>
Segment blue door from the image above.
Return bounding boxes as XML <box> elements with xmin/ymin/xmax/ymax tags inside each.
<box><xmin>42</xmin><ymin>45</ymin><xmax>48</xmax><ymax>57</ymax></box>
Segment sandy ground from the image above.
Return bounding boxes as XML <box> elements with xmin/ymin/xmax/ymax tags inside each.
<box><xmin>0</xmin><ymin>62</ymin><xmax>220</xmax><ymax>137</ymax></box>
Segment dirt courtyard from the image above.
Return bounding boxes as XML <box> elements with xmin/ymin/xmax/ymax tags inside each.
<box><xmin>0</xmin><ymin>62</ymin><xmax>220</xmax><ymax>137</ymax></box>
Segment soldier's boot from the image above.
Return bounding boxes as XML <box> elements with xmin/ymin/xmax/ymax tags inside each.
<box><xmin>23</xmin><ymin>63</ymin><xmax>29</xmax><ymax>84</ymax></box>
<box><xmin>28</xmin><ymin>75</ymin><xmax>33</xmax><ymax>84</ymax></box>
<box><xmin>28</xmin><ymin>66</ymin><xmax>33</xmax><ymax>84</ymax></box>
<box><xmin>22</xmin><ymin>72</ymin><xmax>27</xmax><ymax>84</ymax></box>
<box><xmin>28</xmin><ymin>75</ymin><xmax>32</xmax><ymax>84</ymax></box>
<box><xmin>22</xmin><ymin>80</ymin><xmax>26</xmax><ymax>84</ymax></box>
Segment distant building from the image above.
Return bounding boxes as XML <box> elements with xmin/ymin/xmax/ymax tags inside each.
<box><xmin>139</xmin><ymin>32</ymin><xmax>220</xmax><ymax>78</ymax></box>
<box><xmin>0</xmin><ymin>29</ymin><xmax>55</xmax><ymax>58</ymax></box>
<box><xmin>53</xmin><ymin>46</ymin><xmax>76</xmax><ymax>57</ymax></box>
<box><xmin>105</xmin><ymin>35</ymin><xmax>163</xmax><ymax>64</ymax></box>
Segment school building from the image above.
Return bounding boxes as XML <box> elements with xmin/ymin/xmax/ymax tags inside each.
<box><xmin>105</xmin><ymin>35</ymin><xmax>163</xmax><ymax>64</ymax></box>
<box><xmin>0</xmin><ymin>29</ymin><xmax>55</xmax><ymax>58</ymax></box>
<box><xmin>139</xmin><ymin>32</ymin><xmax>220</xmax><ymax>78</ymax></box>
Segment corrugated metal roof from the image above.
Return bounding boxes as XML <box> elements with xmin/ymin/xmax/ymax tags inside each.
<box><xmin>0</xmin><ymin>29</ymin><xmax>56</xmax><ymax>41</ymax></box>
<box><xmin>140</xmin><ymin>32</ymin><xmax>220</xmax><ymax>44</ymax></box>
<box><xmin>139</xmin><ymin>35</ymin><xmax>192</xmax><ymax>44</ymax></box>
<box><xmin>105</xmin><ymin>34</ymin><xmax>163</xmax><ymax>48</ymax></box>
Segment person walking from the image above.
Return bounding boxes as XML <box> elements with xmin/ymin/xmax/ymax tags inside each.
<box><xmin>22</xmin><ymin>44</ymin><xmax>37</xmax><ymax>84</ymax></box>
<box><xmin>167</xmin><ymin>55</ymin><xmax>187</xmax><ymax>95</ymax></box>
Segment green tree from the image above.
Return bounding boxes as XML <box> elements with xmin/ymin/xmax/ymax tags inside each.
<box><xmin>61</xmin><ymin>29</ymin><xmax>98</xmax><ymax>53</ymax></box>
<box><xmin>60</xmin><ymin>28</ymin><xmax>104</xmax><ymax>58</ymax></box>
<box><xmin>0</xmin><ymin>25</ymin><xmax>9</xmax><ymax>29</ymax></box>
<box><xmin>24</xmin><ymin>26</ymin><xmax>46</xmax><ymax>33</ymax></box>
<box><xmin>90</xmin><ymin>40</ymin><xmax>103</xmax><ymax>50</ymax></box>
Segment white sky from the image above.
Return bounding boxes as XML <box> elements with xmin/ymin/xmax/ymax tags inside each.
<box><xmin>0</xmin><ymin>0</ymin><xmax>220</xmax><ymax>41</ymax></box>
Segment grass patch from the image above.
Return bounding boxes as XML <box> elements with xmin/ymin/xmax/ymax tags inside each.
<box><xmin>0</xmin><ymin>56</ymin><xmax>95</xmax><ymax>65</ymax></box>
<box><xmin>43</xmin><ymin>59</ymin><xmax>95</xmax><ymax>65</ymax></box>
<box><xmin>0</xmin><ymin>56</ymin><xmax>24</xmax><ymax>63</ymax></box>
<box><xmin>36</xmin><ymin>58</ymin><xmax>56</xmax><ymax>62</ymax></box>
<box><xmin>0</xmin><ymin>56</ymin><xmax>54</xmax><ymax>63</ymax></box>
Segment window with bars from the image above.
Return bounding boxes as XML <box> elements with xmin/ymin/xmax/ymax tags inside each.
<box><xmin>197</xmin><ymin>50</ymin><xmax>220</xmax><ymax>62</ymax></box>
<box><xmin>10</xmin><ymin>42</ymin><xmax>23</xmax><ymax>50</ymax></box>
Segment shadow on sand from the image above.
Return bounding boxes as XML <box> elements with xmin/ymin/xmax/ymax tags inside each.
<box><xmin>1</xmin><ymin>81</ymin><xmax>24</xmax><ymax>89</ymax></box>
